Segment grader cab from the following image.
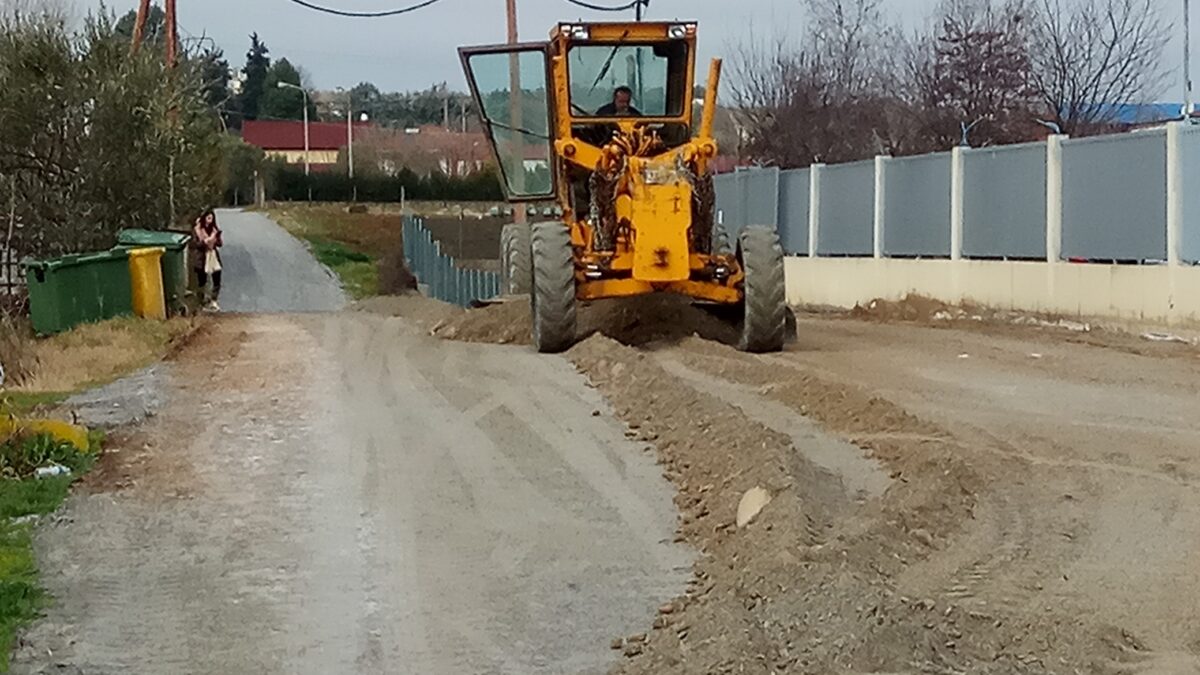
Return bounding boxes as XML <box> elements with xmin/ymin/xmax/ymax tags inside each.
<box><xmin>459</xmin><ymin>21</ymin><xmax>786</xmax><ymax>353</ymax></box>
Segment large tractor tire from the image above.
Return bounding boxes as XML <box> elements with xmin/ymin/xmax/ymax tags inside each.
<box><xmin>737</xmin><ymin>226</ymin><xmax>787</xmax><ymax>353</ymax></box>
<box><xmin>499</xmin><ymin>223</ymin><xmax>531</xmax><ymax>295</ymax></box>
<box><xmin>530</xmin><ymin>222</ymin><xmax>577</xmax><ymax>353</ymax></box>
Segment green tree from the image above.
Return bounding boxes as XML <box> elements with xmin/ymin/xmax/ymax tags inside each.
<box><xmin>236</xmin><ymin>32</ymin><xmax>270</xmax><ymax>121</ymax></box>
<box><xmin>115</xmin><ymin>4</ymin><xmax>165</xmax><ymax>43</ymax></box>
<box><xmin>113</xmin><ymin>4</ymin><xmax>232</xmax><ymax>127</ymax></box>
<box><xmin>259</xmin><ymin>57</ymin><xmax>315</xmax><ymax>120</ymax></box>
<box><xmin>0</xmin><ymin>5</ymin><xmax>224</xmax><ymax>256</ymax></box>
<box><xmin>220</xmin><ymin>136</ymin><xmax>265</xmax><ymax>205</ymax></box>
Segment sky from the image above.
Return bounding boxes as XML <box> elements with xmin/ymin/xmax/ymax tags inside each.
<box><xmin>60</xmin><ymin>0</ymin><xmax>1195</xmax><ymax>102</ymax></box>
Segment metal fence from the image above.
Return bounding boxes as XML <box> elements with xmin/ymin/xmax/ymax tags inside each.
<box><xmin>402</xmin><ymin>216</ymin><xmax>501</xmax><ymax>307</ymax></box>
<box><xmin>1061</xmin><ymin>130</ymin><xmax>1167</xmax><ymax>261</ymax></box>
<box><xmin>715</xmin><ymin>121</ymin><xmax>1200</xmax><ymax>265</ymax></box>
<box><xmin>816</xmin><ymin>159</ymin><xmax>875</xmax><ymax>256</ymax></box>
<box><xmin>961</xmin><ymin>142</ymin><xmax>1046</xmax><ymax>259</ymax></box>
<box><xmin>883</xmin><ymin>152</ymin><xmax>952</xmax><ymax>257</ymax></box>
<box><xmin>1184</xmin><ymin>125</ymin><xmax>1200</xmax><ymax>264</ymax></box>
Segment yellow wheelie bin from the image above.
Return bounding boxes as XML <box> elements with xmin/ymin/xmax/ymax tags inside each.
<box><xmin>127</xmin><ymin>247</ymin><xmax>167</xmax><ymax>320</ymax></box>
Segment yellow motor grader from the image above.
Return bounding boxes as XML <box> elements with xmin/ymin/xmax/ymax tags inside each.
<box><xmin>459</xmin><ymin>21</ymin><xmax>786</xmax><ymax>353</ymax></box>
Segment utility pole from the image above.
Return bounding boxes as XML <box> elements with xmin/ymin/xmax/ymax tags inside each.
<box><xmin>635</xmin><ymin>0</ymin><xmax>646</xmax><ymax>21</ymax></box>
<box><xmin>166</xmin><ymin>0</ymin><xmax>179</xmax><ymax>224</ymax></box>
<box><xmin>443</xmin><ymin>88</ymin><xmax>450</xmax><ymax>130</ymax></box>
<box><xmin>130</xmin><ymin>0</ymin><xmax>151</xmax><ymax>54</ymax></box>
<box><xmin>506</xmin><ymin>0</ymin><xmax>526</xmax><ymax>224</ymax></box>
<box><xmin>164</xmin><ymin>0</ymin><xmax>178</xmax><ymax>68</ymax></box>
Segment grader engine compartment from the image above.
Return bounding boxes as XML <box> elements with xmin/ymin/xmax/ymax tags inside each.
<box><xmin>460</xmin><ymin>21</ymin><xmax>786</xmax><ymax>354</ymax></box>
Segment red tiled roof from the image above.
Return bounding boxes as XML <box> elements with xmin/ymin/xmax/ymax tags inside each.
<box><xmin>242</xmin><ymin>119</ymin><xmax>372</xmax><ymax>151</ymax></box>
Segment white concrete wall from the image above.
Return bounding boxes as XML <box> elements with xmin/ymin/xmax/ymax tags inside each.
<box><xmin>785</xmin><ymin>257</ymin><xmax>1200</xmax><ymax>326</ymax></box>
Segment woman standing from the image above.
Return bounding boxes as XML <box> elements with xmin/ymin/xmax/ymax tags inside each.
<box><xmin>192</xmin><ymin>209</ymin><xmax>223</xmax><ymax>311</ymax></box>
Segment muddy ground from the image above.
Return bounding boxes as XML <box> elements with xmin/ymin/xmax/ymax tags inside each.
<box><xmin>374</xmin><ymin>291</ymin><xmax>1200</xmax><ymax>675</ymax></box>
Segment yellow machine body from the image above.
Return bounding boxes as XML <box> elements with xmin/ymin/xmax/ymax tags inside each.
<box><xmin>460</xmin><ymin>20</ymin><xmax>744</xmax><ymax>305</ymax></box>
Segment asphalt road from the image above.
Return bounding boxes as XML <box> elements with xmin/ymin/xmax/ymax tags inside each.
<box><xmin>216</xmin><ymin>209</ymin><xmax>346</xmax><ymax>313</ymax></box>
<box><xmin>14</xmin><ymin>213</ymin><xmax>688</xmax><ymax>674</ymax></box>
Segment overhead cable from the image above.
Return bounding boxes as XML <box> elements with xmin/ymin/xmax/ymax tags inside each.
<box><xmin>281</xmin><ymin>0</ymin><xmax>445</xmax><ymax>18</ymax></box>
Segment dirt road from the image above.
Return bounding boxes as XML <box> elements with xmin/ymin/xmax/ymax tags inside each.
<box><xmin>12</xmin><ymin>216</ymin><xmax>687</xmax><ymax>674</ymax></box>
<box><xmin>419</xmin><ymin>297</ymin><xmax>1200</xmax><ymax>674</ymax></box>
<box><xmin>14</xmin><ymin>209</ymin><xmax>1200</xmax><ymax>674</ymax></box>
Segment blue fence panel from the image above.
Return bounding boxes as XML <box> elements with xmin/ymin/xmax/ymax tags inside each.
<box><xmin>402</xmin><ymin>216</ymin><xmax>501</xmax><ymax>307</ymax></box>
<box><xmin>962</xmin><ymin>142</ymin><xmax>1047</xmax><ymax>259</ymax></box>
<box><xmin>713</xmin><ymin>172</ymin><xmax>742</xmax><ymax>238</ymax></box>
<box><xmin>1182</xmin><ymin>125</ymin><xmax>1200</xmax><ymax>264</ymax></box>
<box><xmin>883</xmin><ymin>152</ymin><xmax>952</xmax><ymax>257</ymax></box>
<box><xmin>778</xmin><ymin>168</ymin><xmax>810</xmax><ymax>255</ymax></box>
<box><xmin>1062</xmin><ymin>130</ymin><xmax>1168</xmax><ymax>261</ymax></box>
<box><xmin>817</xmin><ymin>160</ymin><xmax>875</xmax><ymax>256</ymax></box>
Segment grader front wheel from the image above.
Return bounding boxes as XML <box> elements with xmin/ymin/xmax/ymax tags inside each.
<box><xmin>737</xmin><ymin>226</ymin><xmax>787</xmax><ymax>353</ymax></box>
<box><xmin>499</xmin><ymin>223</ymin><xmax>531</xmax><ymax>295</ymax></box>
<box><xmin>530</xmin><ymin>222</ymin><xmax>577</xmax><ymax>353</ymax></box>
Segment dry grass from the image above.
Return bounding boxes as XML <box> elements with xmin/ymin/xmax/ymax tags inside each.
<box><xmin>0</xmin><ymin>315</ymin><xmax>38</xmax><ymax>387</ymax></box>
<box><xmin>15</xmin><ymin>316</ymin><xmax>198</xmax><ymax>393</ymax></box>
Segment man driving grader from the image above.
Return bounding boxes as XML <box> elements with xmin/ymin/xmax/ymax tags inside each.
<box><xmin>460</xmin><ymin>21</ymin><xmax>787</xmax><ymax>353</ymax></box>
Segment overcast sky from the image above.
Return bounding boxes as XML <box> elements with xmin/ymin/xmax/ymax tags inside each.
<box><xmin>61</xmin><ymin>0</ymin><xmax>1194</xmax><ymax>102</ymax></box>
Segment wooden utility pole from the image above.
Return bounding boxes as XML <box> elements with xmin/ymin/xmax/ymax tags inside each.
<box><xmin>506</xmin><ymin>0</ymin><xmax>526</xmax><ymax>224</ymax></box>
<box><xmin>127</xmin><ymin>1</ymin><xmax>181</xmax><ymax>223</ymax></box>
<box><xmin>164</xmin><ymin>0</ymin><xmax>178</xmax><ymax>68</ymax></box>
<box><xmin>130</xmin><ymin>0</ymin><xmax>152</xmax><ymax>53</ymax></box>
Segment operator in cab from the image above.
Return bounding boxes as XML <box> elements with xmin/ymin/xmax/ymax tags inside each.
<box><xmin>595</xmin><ymin>86</ymin><xmax>642</xmax><ymax>117</ymax></box>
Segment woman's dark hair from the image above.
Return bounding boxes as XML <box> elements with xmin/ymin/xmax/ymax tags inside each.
<box><xmin>199</xmin><ymin>208</ymin><xmax>216</xmax><ymax>226</ymax></box>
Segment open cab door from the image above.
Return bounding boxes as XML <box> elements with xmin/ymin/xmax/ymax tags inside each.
<box><xmin>459</xmin><ymin>43</ymin><xmax>556</xmax><ymax>202</ymax></box>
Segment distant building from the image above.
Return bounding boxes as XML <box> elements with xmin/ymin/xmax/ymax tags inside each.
<box><xmin>241</xmin><ymin>119</ymin><xmax>372</xmax><ymax>171</ymax></box>
<box><xmin>357</xmin><ymin>125</ymin><xmax>491</xmax><ymax>177</ymax></box>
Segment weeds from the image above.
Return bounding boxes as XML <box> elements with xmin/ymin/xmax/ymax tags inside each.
<box><xmin>0</xmin><ymin>521</ymin><xmax>41</xmax><ymax>671</ymax></box>
<box><xmin>0</xmin><ymin>433</ymin><xmax>94</xmax><ymax>480</ymax></box>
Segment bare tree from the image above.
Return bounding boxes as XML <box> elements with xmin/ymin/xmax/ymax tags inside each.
<box><xmin>728</xmin><ymin>1</ymin><xmax>904</xmax><ymax>167</ymax></box>
<box><xmin>1028</xmin><ymin>0</ymin><xmax>1171</xmax><ymax>136</ymax></box>
<box><xmin>909</xmin><ymin>0</ymin><xmax>1041</xmax><ymax>148</ymax></box>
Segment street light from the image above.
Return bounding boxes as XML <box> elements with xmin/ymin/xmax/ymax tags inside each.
<box><xmin>277</xmin><ymin>81</ymin><xmax>310</xmax><ymax>175</ymax></box>
<box><xmin>1186</xmin><ymin>0</ymin><xmax>1194</xmax><ymax>120</ymax></box>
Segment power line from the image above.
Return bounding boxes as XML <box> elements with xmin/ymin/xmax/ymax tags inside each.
<box><xmin>281</xmin><ymin>0</ymin><xmax>446</xmax><ymax>17</ymax></box>
<box><xmin>563</xmin><ymin>0</ymin><xmax>641</xmax><ymax>12</ymax></box>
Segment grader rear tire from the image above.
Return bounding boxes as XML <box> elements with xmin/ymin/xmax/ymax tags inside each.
<box><xmin>500</xmin><ymin>223</ymin><xmax>531</xmax><ymax>295</ymax></box>
<box><xmin>530</xmin><ymin>222</ymin><xmax>577</xmax><ymax>353</ymax></box>
<box><xmin>737</xmin><ymin>226</ymin><xmax>787</xmax><ymax>353</ymax></box>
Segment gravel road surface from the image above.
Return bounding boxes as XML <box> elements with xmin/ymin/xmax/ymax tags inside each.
<box><xmin>11</xmin><ymin>214</ymin><xmax>687</xmax><ymax>674</ymax></box>
<box><xmin>14</xmin><ymin>209</ymin><xmax>1200</xmax><ymax>674</ymax></box>
<box><xmin>216</xmin><ymin>209</ymin><xmax>346</xmax><ymax>313</ymax></box>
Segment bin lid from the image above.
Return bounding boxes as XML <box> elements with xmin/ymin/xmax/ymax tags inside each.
<box><xmin>116</xmin><ymin>229</ymin><xmax>191</xmax><ymax>248</ymax></box>
<box><xmin>22</xmin><ymin>248</ymin><xmax>130</xmax><ymax>271</ymax></box>
<box><xmin>126</xmin><ymin>246</ymin><xmax>166</xmax><ymax>259</ymax></box>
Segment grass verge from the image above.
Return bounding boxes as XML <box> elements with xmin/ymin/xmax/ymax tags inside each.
<box><xmin>269</xmin><ymin>205</ymin><xmax>406</xmax><ymax>299</ymax></box>
<box><xmin>0</xmin><ymin>312</ymin><xmax>195</xmax><ymax>670</ymax></box>
<box><xmin>0</xmin><ymin>431</ymin><xmax>99</xmax><ymax>672</ymax></box>
<box><xmin>13</xmin><ymin>315</ymin><xmax>196</xmax><ymax>394</ymax></box>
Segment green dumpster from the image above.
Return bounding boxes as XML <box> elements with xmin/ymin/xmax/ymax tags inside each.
<box><xmin>114</xmin><ymin>229</ymin><xmax>192</xmax><ymax>312</ymax></box>
<box><xmin>23</xmin><ymin>249</ymin><xmax>134</xmax><ymax>336</ymax></box>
